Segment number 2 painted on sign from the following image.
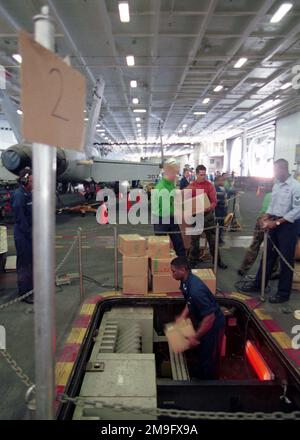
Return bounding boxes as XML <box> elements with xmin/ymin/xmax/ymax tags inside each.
<box><xmin>49</xmin><ymin>67</ymin><xmax>69</xmax><ymax>121</ymax></box>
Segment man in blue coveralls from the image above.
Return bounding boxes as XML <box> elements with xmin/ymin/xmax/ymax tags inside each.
<box><xmin>241</xmin><ymin>159</ymin><xmax>300</xmax><ymax>303</ymax></box>
<box><xmin>171</xmin><ymin>256</ymin><xmax>225</xmax><ymax>379</ymax></box>
<box><xmin>12</xmin><ymin>167</ymin><xmax>33</xmax><ymax>304</ymax></box>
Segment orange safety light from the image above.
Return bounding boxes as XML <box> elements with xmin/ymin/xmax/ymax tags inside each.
<box><xmin>245</xmin><ymin>340</ymin><xmax>274</xmax><ymax>381</ymax></box>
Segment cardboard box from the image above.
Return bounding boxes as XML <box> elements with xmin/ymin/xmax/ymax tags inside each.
<box><xmin>192</xmin><ymin>268</ymin><xmax>216</xmax><ymax>295</ymax></box>
<box><xmin>123</xmin><ymin>276</ymin><xmax>148</xmax><ymax>295</ymax></box>
<box><xmin>175</xmin><ymin>192</ymin><xmax>211</xmax><ymax>216</ymax></box>
<box><xmin>176</xmin><ymin>194</ymin><xmax>210</xmax><ymax>250</ymax></box>
<box><xmin>164</xmin><ymin>319</ymin><xmax>196</xmax><ymax>353</ymax></box>
<box><xmin>123</xmin><ymin>255</ymin><xmax>149</xmax><ymax>277</ymax></box>
<box><xmin>147</xmin><ymin>236</ymin><xmax>170</xmax><ymax>258</ymax></box>
<box><xmin>151</xmin><ymin>255</ymin><xmax>174</xmax><ymax>274</ymax></box>
<box><xmin>152</xmin><ymin>273</ymin><xmax>180</xmax><ymax>294</ymax></box>
<box><xmin>118</xmin><ymin>234</ymin><xmax>146</xmax><ymax>257</ymax></box>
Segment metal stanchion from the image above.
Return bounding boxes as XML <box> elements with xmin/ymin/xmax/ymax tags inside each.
<box><xmin>113</xmin><ymin>225</ymin><xmax>119</xmax><ymax>292</ymax></box>
<box><xmin>260</xmin><ymin>230</ymin><xmax>268</xmax><ymax>302</ymax></box>
<box><xmin>77</xmin><ymin>227</ymin><xmax>84</xmax><ymax>303</ymax></box>
<box><xmin>214</xmin><ymin>223</ymin><xmax>220</xmax><ymax>276</ymax></box>
<box><xmin>32</xmin><ymin>6</ymin><xmax>56</xmax><ymax>420</ymax></box>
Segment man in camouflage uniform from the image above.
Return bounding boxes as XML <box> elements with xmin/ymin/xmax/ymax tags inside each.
<box><xmin>238</xmin><ymin>191</ymin><xmax>279</xmax><ymax>276</ymax></box>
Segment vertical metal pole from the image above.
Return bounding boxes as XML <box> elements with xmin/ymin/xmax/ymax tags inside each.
<box><xmin>159</xmin><ymin>121</ymin><xmax>164</xmax><ymax>164</ymax></box>
<box><xmin>33</xmin><ymin>5</ymin><xmax>56</xmax><ymax>420</ymax></box>
<box><xmin>114</xmin><ymin>225</ymin><xmax>119</xmax><ymax>292</ymax></box>
<box><xmin>214</xmin><ymin>223</ymin><xmax>220</xmax><ymax>276</ymax></box>
<box><xmin>260</xmin><ymin>230</ymin><xmax>268</xmax><ymax>302</ymax></box>
<box><xmin>77</xmin><ymin>227</ymin><xmax>84</xmax><ymax>303</ymax></box>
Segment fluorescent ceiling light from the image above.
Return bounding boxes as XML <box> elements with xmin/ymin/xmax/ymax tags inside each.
<box><xmin>17</xmin><ymin>109</ymin><xmax>23</xmax><ymax>115</ymax></box>
<box><xmin>130</xmin><ymin>80</ymin><xmax>137</xmax><ymax>88</ymax></box>
<box><xmin>84</xmin><ymin>117</ymin><xmax>89</xmax><ymax>121</ymax></box>
<box><xmin>135</xmin><ymin>117</ymin><xmax>141</xmax><ymax>121</ymax></box>
<box><xmin>270</xmin><ymin>3</ymin><xmax>293</xmax><ymax>23</ymax></box>
<box><xmin>133</xmin><ymin>109</ymin><xmax>146</xmax><ymax>113</ymax></box>
<box><xmin>136</xmin><ymin>123</ymin><xmax>141</xmax><ymax>127</ymax></box>
<box><xmin>202</xmin><ymin>98</ymin><xmax>210</xmax><ymax>104</ymax></box>
<box><xmin>280</xmin><ymin>82</ymin><xmax>292</xmax><ymax>90</ymax></box>
<box><xmin>97</xmin><ymin>129</ymin><xmax>105</xmax><ymax>132</ymax></box>
<box><xmin>12</xmin><ymin>53</ymin><xmax>22</xmax><ymax>63</ymax></box>
<box><xmin>214</xmin><ymin>85</ymin><xmax>223</xmax><ymax>92</ymax></box>
<box><xmin>182</xmin><ymin>124</ymin><xmax>187</xmax><ymax>128</ymax></box>
<box><xmin>118</xmin><ymin>2</ymin><xmax>130</xmax><ymax>23</ymax></box>
<box><xmin>239</xmin><ymin>118</ymin><xmax>245</xmax><ymax>123</ymax></box>
<box><xmin>194</xmin><ymin>111</ymin><xmax>207</xmax><ymax>115</ymax></box>
<box><xmin>132</xmin><ymin>98</ymin><xmax>139</xmax><ymax>104</ymax></box>
<box><xmin>101</xmin><ymin>133</ymin><xmax>105</xmax><ymax>137</ymax></box>
<box><xmin>126</xmin><ymin>55</ymin><xmax>135</xmax><ymax>66</ymax></box>
<box><xmin>234</xmin><ymin>57</ymin><xmax>248</xmax><ymax>68</ymax></box>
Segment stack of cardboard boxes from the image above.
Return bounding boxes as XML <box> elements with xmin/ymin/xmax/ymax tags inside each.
<box><xmin>119</xmin><ymin>234</ymin><xmax>148</xmax><ymax>295</ymax></box>
<box><xmin>119</xmin><ymin>233</ymin><xmax>216</xmax><ymax>296</ymax></box>
<box><xmin>148</xmin><ymin>236</ymin><xmax>181</xmax><ymax>294</ymax></box>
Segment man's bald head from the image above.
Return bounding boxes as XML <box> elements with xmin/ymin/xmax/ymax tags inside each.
<box><xmin>274</xmin><ymin>158</ymin><xmax>289</xmax><ymax>182</ymax></box>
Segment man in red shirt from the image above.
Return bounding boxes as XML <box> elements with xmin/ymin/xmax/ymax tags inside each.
<box><xmin>187</xmin><ymin>165</ymin><xmax>227</xmax><ymax>269</ymax></box>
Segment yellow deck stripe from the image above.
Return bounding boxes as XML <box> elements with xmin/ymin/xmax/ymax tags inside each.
<box><xmin>66</xmin><ymin>327</ymin><xmax>87</xmax><ymax>345</ymax></box>
<box><xmin>80</xmin><ymin>303</ymin><xmax>96</xmax><ymax>315</ymax></box>
<box><xmin>55</xmin><ymin>362</ymin><xmax>74</xmax><ymax>386</ymax></box>
<box><xmin>253</xmin><ymin>309</ymin><xmax>272</xmax><ymax>320</ymax></box>
<box><xmin>271</xmin><ymin>332</ymin><xmax>292</xmax><ymax>349</ymax></box>
<box><xmin>230</xmin><ymin>292</ymin><xmax>251</xmax><ymax>301</ymax></box>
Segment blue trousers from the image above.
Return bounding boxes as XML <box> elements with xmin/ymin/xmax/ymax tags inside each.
<box><xmin>255</xmin><ymin>222</ymin><xmax>297</xmax><ymax>299</ymax></box>
<box><xmin>153</xmin><ymin>216</ymin><xmax>186</xmax><ymax>257</ymax></box>
<box><xmin>14</xmin><ymin>232</ymin><xmax>33</xmax><ymax>296</ymax></box>
<box><xmin>193</xmin><ymin>321</ymin><xmax>225</xmax><ymax>380</ymax></box>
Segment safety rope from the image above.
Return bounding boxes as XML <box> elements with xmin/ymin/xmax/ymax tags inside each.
<box><xmin>0</xmin><ymin>235</ymin><xmax>79</xmax><ymax>312</ymax></box>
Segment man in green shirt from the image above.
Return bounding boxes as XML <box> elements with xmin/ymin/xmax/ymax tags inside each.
<box><xmin>152</xmin><ymin>158</ymin><xmax>185</xmax><ymax>256</ymax></box>
<box><xmin>238</xmin><ymin>191</ymin><xmax>273</xmax><ymax>276</ymax></box>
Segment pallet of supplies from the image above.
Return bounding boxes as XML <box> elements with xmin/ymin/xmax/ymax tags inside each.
<box><xmin>147</xmin><ymin>235</ymin><xmax>170</xmax><ymax>258</ymax></box>
<box><xmin>192</xmin><ymin>268</ymin><xmax>216</xmax><ymax>294</ymax></box>
<box><xmin>122</xmin><ymin>255</ymin><xmax>149</xmax><ymax>295</ymax></box>
<box><xmin>164</xmin><ymin>318</ymin><xmax>196</xmax><ymax>353</ymax></box>
<box><xmin>118</xmin><ymin>234</ymin><xmax>147</xmax><ymax>257</ymax></box>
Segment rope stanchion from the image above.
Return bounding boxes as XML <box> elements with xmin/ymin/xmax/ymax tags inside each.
<box><xmin>77</xmin><ymin>227</ymin><xmax>84</xmax><ymax>303</ymax></box>
<box><xmin>214</xmin><ymin>223</ymin><xmax>220</xmax><ymax>276</ymax></box>
<box><xmin>260</xmin><ymin>230</ymin><xmax>268</xmax><ymax>302</ymax></box>
<box><xmin>113</xmin><ymin>225</ymin><xmax>119</xmax><ymax>292</ymax></box>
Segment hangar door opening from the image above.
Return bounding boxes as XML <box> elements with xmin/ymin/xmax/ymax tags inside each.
<box><xmin>247</xmin><ymin>125</ymin><xmax>275</xmax><ymax>177</ymax></box>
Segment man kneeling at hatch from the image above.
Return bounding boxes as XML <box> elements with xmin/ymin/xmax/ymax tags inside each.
<box><xmin>171</xmin><ymin>257</ymin><xmax>225</xmax><ymax>380</ymax></box>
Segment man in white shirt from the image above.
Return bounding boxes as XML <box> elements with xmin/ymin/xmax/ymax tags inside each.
<box><xmin>241</xmin><ymin>159</ymin><xmax>300</xmax><ymax>303</ymax></box>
